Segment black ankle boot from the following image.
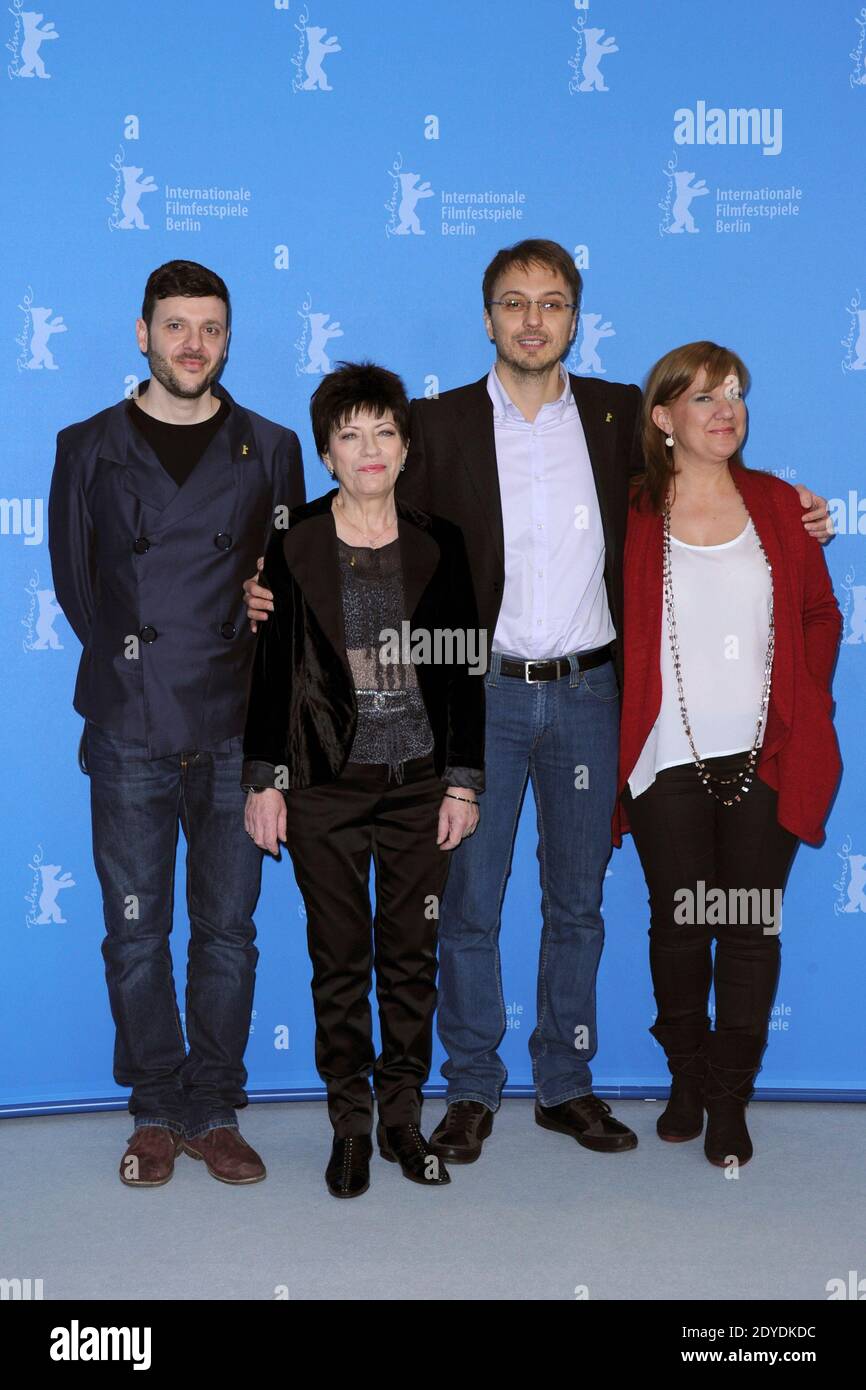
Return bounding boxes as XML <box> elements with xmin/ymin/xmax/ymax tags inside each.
<box><xmin>703</xmin><ymin>1032</ymin><xmax>765</xmax><ymax>1168</ymax></box>
<box><xmin>650</xmin><ymin>1021</ymin><xmax>709</xmax><ymax>1142</ymax></box>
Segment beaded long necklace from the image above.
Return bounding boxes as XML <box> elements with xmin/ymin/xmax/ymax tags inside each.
<box><xmin>662</xmin><ymin>498</ymin><xmax>775</xmax><ymax>805</ymax></box>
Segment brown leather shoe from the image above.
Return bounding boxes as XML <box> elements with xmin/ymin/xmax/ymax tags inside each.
<box><xmin>429</xmin><ymin>1101</ymin><xmax>494</xmax><ymax>1164</ymax></box>
<box><xmin>119</xmin><ymin>1126</ymin><xmax>183</xmax><ymax>1187</ymax></box>
<box><xmin>181</xmin><ymin>1127</ymin><xmax>266</xmax><ymax>1184</ymax></box>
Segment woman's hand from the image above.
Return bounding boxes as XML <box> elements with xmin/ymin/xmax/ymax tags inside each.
<box><xmin>437</xmin><ymin>787</ymin><xmax>479</xmax><ymax>851</ymax></box>
<box><xmin>244</xmin><ymin>788</ymin><xmax>287</xmax><ymax>855</ymax></box>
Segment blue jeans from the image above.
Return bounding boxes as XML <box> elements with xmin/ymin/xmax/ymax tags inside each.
<box><xmin>84</xmin><ymin>720</ymin><xmax>263</xmax><ymax>1138</ymax></box>
<box><xmin>436</xmin><ymin>652</ymin><xmax>619</xmax><ymax>1110</ymax></box>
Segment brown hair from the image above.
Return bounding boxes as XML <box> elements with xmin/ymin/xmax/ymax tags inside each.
<box><xmin>141</xmin><ymin>260</ymin><xmax>230</xmax><ymax>329</ymax></box>
<box><xmin>635</xmin><ymin>341</ymin><xmax>751</xmax><ymax>513</ymax></box>
<box><xmin>482</xmin><ymin>239</ymin><xmax>582</xmax><ymax>315</ymax></box>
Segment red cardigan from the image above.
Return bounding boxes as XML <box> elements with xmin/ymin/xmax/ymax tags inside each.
<box><xmin>615</xmin><ymin>463</ymin><xmax>842</xmax><ymax>847</ymax></box>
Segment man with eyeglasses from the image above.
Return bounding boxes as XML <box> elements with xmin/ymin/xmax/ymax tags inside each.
<box><xmin>394</xmin><ymin>238</ymin><xmax>641</xmax><ymax>1161</ymax></box>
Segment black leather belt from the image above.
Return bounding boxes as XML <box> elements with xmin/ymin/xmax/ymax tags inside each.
<box><xmin>499</xmin><ymin>643</ymin><xmax>614</xmax><ymax>682</ymax></box>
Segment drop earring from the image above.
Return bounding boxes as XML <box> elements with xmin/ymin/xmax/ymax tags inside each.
<box><xmin>665</xmin><ymin>433</ymin><xmax>674</xmax><ymax>448</ymax></box>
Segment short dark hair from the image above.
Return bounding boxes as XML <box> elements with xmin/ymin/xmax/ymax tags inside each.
<box><xmin>141</xmin><ymin>260</ymin><xmax>230</xmax><ymax>329</ymax></box>
<box><xmin>309</xmin><ymin>361</ymin><xmax>410</xmax><ymax>458</ymax></box>
<box><xmin>482</xmin><ymin>238</ymin><xmax>582</xmax><ymax>316</ymax></box>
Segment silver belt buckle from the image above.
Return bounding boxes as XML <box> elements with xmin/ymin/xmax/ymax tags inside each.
<box><xmin>525</xmin><ymin>660</ymin><xmax>540</xmax><ymax>683</ymax></box>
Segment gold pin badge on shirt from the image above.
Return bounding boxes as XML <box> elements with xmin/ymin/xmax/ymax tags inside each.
<box><xmin>605</xmin><ymin>412</ymin><xmax>613</xmax><ymax>423</ymax></box>
<box><xmin>241</xmin><ymin>444</ymin><xmax>249</xmax><ymax>456</ymax></box>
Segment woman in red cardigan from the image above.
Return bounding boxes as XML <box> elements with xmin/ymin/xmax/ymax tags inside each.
<box><xmin>616</xmin><ymin>341</ymin><xmax>841</xmax><ymax>1168</ymax></box>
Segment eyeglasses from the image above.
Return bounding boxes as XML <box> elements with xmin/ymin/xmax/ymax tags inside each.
<box><xmin>486</xmin><ymin>297</ymin><xmax>577</xmax><ymax>315</ymax></box>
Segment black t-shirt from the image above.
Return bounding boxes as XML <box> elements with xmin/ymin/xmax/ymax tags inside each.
<box><xmin>127</xmin><ymin>392</ymin><xmax>230</xmax><ymax>489</ymax></box>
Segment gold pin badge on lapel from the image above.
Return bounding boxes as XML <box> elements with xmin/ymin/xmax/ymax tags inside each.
<box><xmin>605</xmin><ymin>412</ymin><xmax>614</xmax><ymax>423</ymax></box>
<box><xmin>241</xmin><ymin>444</ymin><xmax>249</xmax><ymax>456</ymax></box>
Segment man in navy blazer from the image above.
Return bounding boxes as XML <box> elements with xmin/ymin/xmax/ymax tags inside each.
<box><xmin>48</xmin><ymin>260</ymin><xmax>304</xmax><ymax>1187</ymax></box>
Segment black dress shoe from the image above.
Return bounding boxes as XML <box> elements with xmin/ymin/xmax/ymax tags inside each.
<box><xmin>325</xmin><ymin>1134</ymin><xmax>372</xmax><ymax>1198</ymax></box>
<box><xmin>535</xmin><ymin>1095</ymin><xmax>638</xmax><ymax>1153</ymax></box>
<box><xmin>429</xmin><ymin>1101</ymin><xmax>494</xmax><ymax>1164</ymax></box>
<box><xmin>376</xmin><ymin>1122</ymin><xmax>451</xmax><ymax>1186</ymax></box>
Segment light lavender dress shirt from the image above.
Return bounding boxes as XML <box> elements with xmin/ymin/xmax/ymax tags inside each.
<box><xmin>487</xmin><ymin>362</ymin><xmax>615</xmax><ymax>660</ymax></box>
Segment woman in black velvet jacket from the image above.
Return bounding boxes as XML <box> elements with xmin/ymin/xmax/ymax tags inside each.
<box><xmin>240</xmin><ymin>362</ymin><xmax>485</xmax><ymax>1198</ymax></box>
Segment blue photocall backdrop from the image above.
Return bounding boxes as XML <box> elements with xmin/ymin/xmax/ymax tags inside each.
<box><xmin>2</xmin><ymin>0</ymin><xmax>865</xmax><ymax>1115</ymax></box>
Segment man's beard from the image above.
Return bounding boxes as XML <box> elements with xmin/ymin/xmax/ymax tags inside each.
<box><xmin>494</xmin><ymin>335</ymin><xmax>567</xmax><ymax>380</ymax></box>
<box><xmin>147</xmin><ymin>345</ymin><xmax>221</xmax><ymax>400</ymax></box>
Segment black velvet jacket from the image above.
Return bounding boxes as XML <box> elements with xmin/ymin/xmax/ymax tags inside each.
<box><xmin>241</xmin><ymin>490</ymin><xmax>485</xmax><ymax>792</ymax></box>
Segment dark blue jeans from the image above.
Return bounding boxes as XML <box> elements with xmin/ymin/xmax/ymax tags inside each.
<box><xmin>84</xmin><ymin>720</ymin><xmax>263</xmax><ymax>1138</ymax></box>
<box><xmin>436</xmin><ymin>652</ymin><xmax>620</xmax><ymax>1110</ymax></box>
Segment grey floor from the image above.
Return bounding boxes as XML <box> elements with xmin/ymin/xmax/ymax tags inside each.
<box><xmin>2</xmin><ymin>1099</ymin><xmax>863</xmax><ymax>1301</ymax></box>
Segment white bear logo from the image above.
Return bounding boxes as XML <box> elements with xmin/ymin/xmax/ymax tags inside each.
<box><xmin>118</xmin><ymin>165</ymin><xmax>158</xmax><ymax>230</ymax></box>
<box><xmin>18</xmin><ymin>11</ymin><xmax>59</xmax><ymax>79</ymax></box>
<box><xmin>576</xmin><ymin>313</ymin><xmax>615</xmax><ymax>375</ymax></box>
<box><xmin>395</xmin><ymin>173</ymin><xmax>434</xmax><ymax>235</ymax></box>
<box><xmin>26</xmin><ymin>306</ymin><xmax>66</xmax><ymax>369</ymax></box>
<box><xmin>302</xmin><ymin>25</ymin><xmax>341</xmax><ymax>90</ymax></box>
<box><xmin>579</xmin><ymin>28</ymin><xmax>618</xmax><ymax>92</ymax></box>
<box><xmin>35</xmin><ymin>863</ymin><xmax>75</xmax><ymax>924</ymax></box>
<box><xmin>841</xmin><ymin>854</ymin><xmax>866</xmax><ymax>912</ymax></box>
<box><xmin>302</xmin><ymin>311</ymin><xmax>343</xmax><ymax>374</ymax></box>
<box><xmin>850</xmin><ymin>310</ymin><xmax>866</xmax><ymax>370</ymax></box>
<box><xmin>669</xmin><ymin>171</ymin><xmax>710</xmax><ymax>233</ymax></box>
<box><xmin>844</xmin><ymin>585</ymin><xmax>866</xmax><ymax>643</ymax></box>
<box><xmin>31</xmin><ymin>590</ymin><xmax>64</xmax><ymax>648</ymax></box>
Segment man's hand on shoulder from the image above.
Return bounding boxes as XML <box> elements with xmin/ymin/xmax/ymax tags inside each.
<box><xmin>244</xmin><ymin>555</ymin><xmax>273</xmax><ymax>633</ymax></box>
<box><xmin>794</xmin><ymin>483</ymin><xmax>833</xmax><ymax>544</ymax></box>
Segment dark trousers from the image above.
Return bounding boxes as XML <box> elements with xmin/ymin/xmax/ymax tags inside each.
<box><xmin>284</xmin><ymin>753</ymin><xmax>450</xmax><ymax>1137</ymax></box>
<box><xmin>624</xmin><ymin>754</ymin><xmax>799</xmax><ymax>1037</ymax></box>
<box><xmin>84</xmin><ymin>720</ymin><xmax>263</xmax><ymax>1137</ymax></box>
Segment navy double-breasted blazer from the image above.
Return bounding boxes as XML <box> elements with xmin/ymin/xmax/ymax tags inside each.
<box><xmin>48</xmin><ymin>381</ymin><xmax>305</xmax><ymax>758</ymax></box>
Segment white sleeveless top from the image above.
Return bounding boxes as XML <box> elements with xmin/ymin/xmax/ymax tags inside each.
<box><xmin>628</xmin><ymin>519</ymin><xmax>772</xmax><ymax>799</ymax></box>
